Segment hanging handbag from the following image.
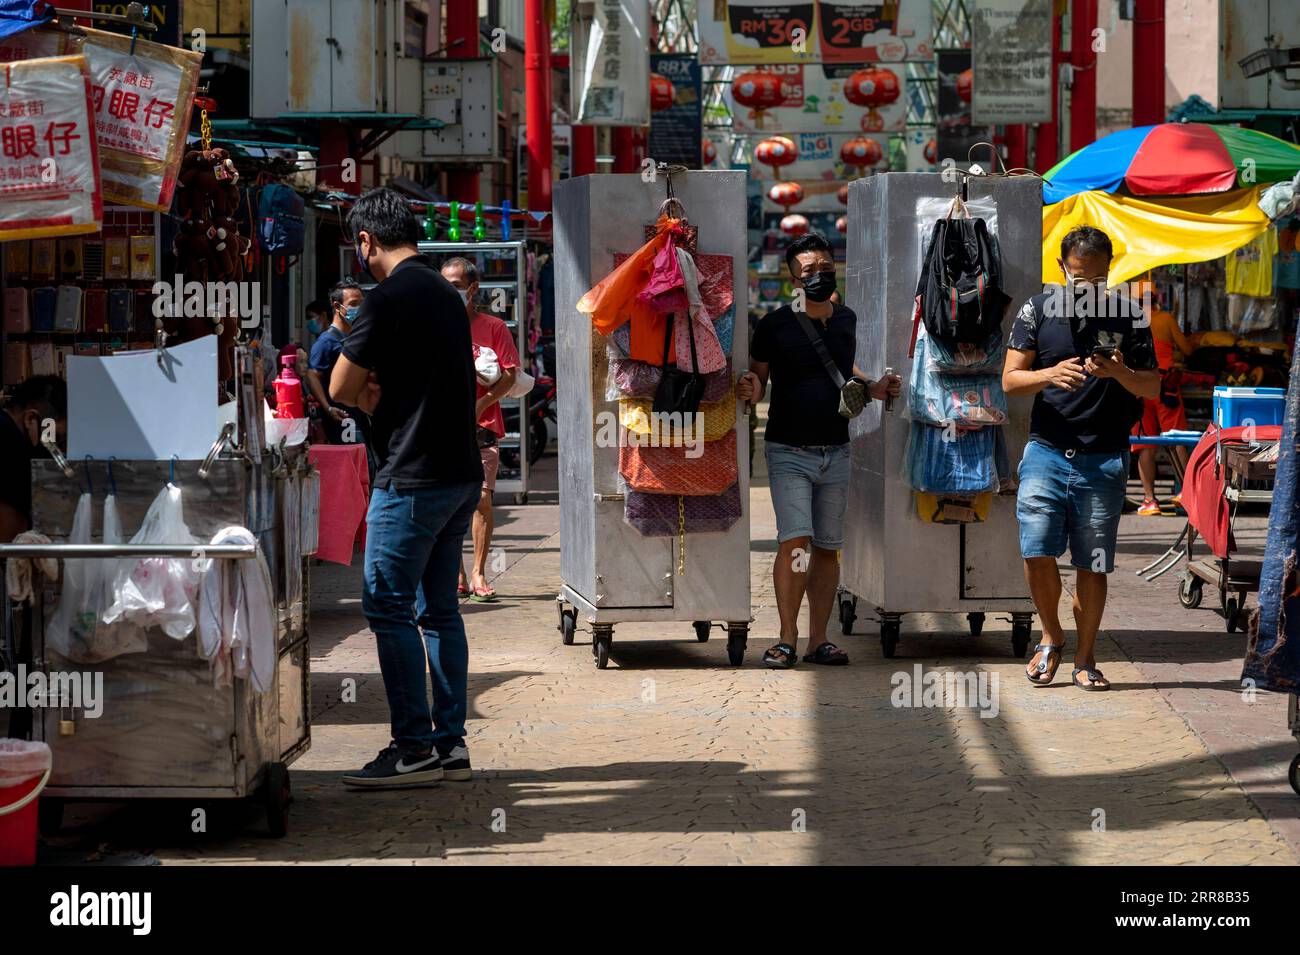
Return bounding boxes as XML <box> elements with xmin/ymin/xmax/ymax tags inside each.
<box><xmin>621</xmin><ymin>386</ymin><xmax>737</xmax><ymax>443</ymax></box>
<box><xmin>793</xmin><ymin>311</ymin><xmax>869</xmax><ymax>419</ymax></box>
<box><xmin>620</xmin><ymin>428</ymin><xmax>738</xmax><ymax>495</ymax></box>
<box><xmin>652</xmin><ymin>303</ymin><xmax>705</xmax><ymax>415</ymax></box>
<box><xmin>624</xmin><ymin>481</ymin><xmax>743</xmax><ymax>536</ymax></box>
<box><xmin>607</xmin><ymin>356</ymin><xmax>733</xmax><ymax>403</ymax></box>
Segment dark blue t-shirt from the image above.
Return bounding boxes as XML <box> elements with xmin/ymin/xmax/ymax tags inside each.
<box><xmin>1007</xmin><ymin>287</ymin><xmax>1157</xmax><ymax>453</ymax></box>
<box><xmin>309</xmin><ymin>326</ymin><xmax>346</xmax><ymax>395</ymax></box>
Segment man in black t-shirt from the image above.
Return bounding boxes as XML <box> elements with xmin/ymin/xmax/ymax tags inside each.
<box><xmin>1003</xmin><ymin>225</ymin><xmax>1159</xmax><ymax>692</ymax></box>
<box><xmin>330</xmin><ymin>188</ymin><xmax>483</xmax><ymax>789</ymax></box>
<box><xmin>738</xmin><ymin>232</ymin><xmax>900</xmax><ymax>669</ymax></box>
<box><xmin>0</xmin><ymin>376</ymin><xmax>65</xmax><ymax>543</ymax></box>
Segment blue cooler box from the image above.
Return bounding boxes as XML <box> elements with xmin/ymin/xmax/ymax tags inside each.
<box><xmin>1213</xmin><ymin>386</ymin><xmax>1285</xmax><ymax>429</ymax></box>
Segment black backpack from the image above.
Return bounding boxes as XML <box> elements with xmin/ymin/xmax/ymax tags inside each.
<box><xmin>914</xmin><ymin>216</ymin><xmax>1011</xmax><ymax>346</ymax></box>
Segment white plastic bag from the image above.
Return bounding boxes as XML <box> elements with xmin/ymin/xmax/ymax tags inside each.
<box><xmin>47</xmin><ymin>494</ymin><xmax>146</xmax><ymax>663</ymax></box>
<box><xmin>103</xmin><ymin>483</ymin><xmax>201</xmax><ymax>640</ymax></box>
<box><xmin>475</xmin><ymin>346</ymin><xmax>502</xmax><ymax>386</ymax></box>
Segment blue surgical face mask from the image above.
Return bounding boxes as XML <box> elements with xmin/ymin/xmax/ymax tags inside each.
<box><xmin>306</xmin><ymin>317</ymin><xmax>321</xmax><ymax>335</ymax></box>
<box><xmin>344</xmin><ymin>306</ymin><xmax>359</xmax><ymax>323</ymax></box>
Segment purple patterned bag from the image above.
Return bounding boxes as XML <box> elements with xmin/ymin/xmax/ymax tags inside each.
<box><xmin>624</xmin><ymin>482</ymin><xmax>743</xmax><ymax>536</ymax></box>
<box><xmin>607</xmin><ymin>358</ymin><xmax>733</xmax><ymax>402</ymax></box>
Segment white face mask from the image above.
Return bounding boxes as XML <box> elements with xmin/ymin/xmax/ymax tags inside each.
<box><xmin>457</xmin><ymin>288</ymin><xmax>469</xmax><ymax>306</ymax></box>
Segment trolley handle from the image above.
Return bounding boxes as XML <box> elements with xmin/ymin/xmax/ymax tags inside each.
<box><xmin>0</xmin><ymin>543</ymin><xmax>258</xmax><ymax>560</ymax></box>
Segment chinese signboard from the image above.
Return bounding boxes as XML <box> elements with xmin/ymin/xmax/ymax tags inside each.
<box><xmin>571</xmin><ymin>0</ymin><xmax>651</xmax><ymax>125</ymax></box>
<box><xmin>69</xmin><ymin>28</ymin><xmax>201</xmax><ymax>211</ymax></box>
<box><xmin>698</xmin><ymin>0</ymin><xmax>933</xmax><ymax>65</ymax></box>
<box><xmin>726</xmin><ymin>63</ymin><xmax>907</xmax><ymax>134</ymax></box>
<box><xmin>0</xmin><ymin>54</ymin><xmax>102</xmax><ymax>240</ymax></box>
<box><xmin>649</xmin><ymin>54</ymin><xmax>703</xmax><ymax>167</ymax></box>
<box><xmin>971</xmin><ymin>0</ymin><xmax>1053</xmax><ymax>124</ymax></box>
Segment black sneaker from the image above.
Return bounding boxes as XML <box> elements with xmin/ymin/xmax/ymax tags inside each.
<box><xmin>342</xmin><ymin>744</ymin><xmax>444</xmax><ymax>788</ymax></box>
<box><xmin>438</xmin><ymin>745</ymin><xmax>472</xmax><ymax>781</ymax></box>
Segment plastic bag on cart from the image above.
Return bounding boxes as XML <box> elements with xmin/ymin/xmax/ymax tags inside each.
<box><xmin>904</xmin><ymin>421</ymin><xmax>998</xmax><ymax>495</ymax></box>
<box><xmin>102</xmin><ymin>483</ymin><xmax>201</xmax><ymax>640</ymax></box>
<box><xmin>47</xmin><ymin>494</ymin><xmax>147</xmax><ymax>663</ymax></box>
<box><xmin>0</xmin><ymin>739</ymin><xmax>50</xmax><ymax>789</ymax></box>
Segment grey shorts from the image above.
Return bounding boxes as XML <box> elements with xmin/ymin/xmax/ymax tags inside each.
<box><xmin>764</xmin><ymin>441</ymin><xmax>851</xmax><ymax>549</ymax></box>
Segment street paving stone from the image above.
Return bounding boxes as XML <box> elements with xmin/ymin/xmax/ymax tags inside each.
<box><xmin>120</xmin><ymin>460</ymin><xmax>1297</xmax><ymax>866</ymax></box>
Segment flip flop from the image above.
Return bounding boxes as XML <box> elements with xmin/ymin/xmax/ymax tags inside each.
<box><xmin>470</xmin><ymin>586</ymin><xmax>497</xmax><ymax>603</ymax></box>
<box><xmin>802</xmin><ymin>641</ymin><xmax>849</xmax><ymax>665</ymax></box>
<box><xmin>457</xmin><ymin>585</ymin><xmax>471</xmax><ymax>599</ymax></box>
<box><xmin>1072</xmin><ymin>665</ymin><xmax>1111</xmax><ymax>692</ymax></box>
<box><xmin>1026</xmin><ymin>642</ymin><xmax>1064</xmax><ymax>686</ymax></box>
<box><xmin>762</xmin><ymin>642</ymin><xmax>797</xmax><ymax>669</ymax></box>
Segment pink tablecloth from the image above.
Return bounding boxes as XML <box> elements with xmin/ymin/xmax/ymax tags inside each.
<box><xmin>309</xmin><ymin>444</ymin><xmax>370</xmax><ymax>565</ymax></box>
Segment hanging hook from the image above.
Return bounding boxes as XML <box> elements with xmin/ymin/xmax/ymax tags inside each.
<box><xmin>83</xmin><ymin>456</ymin><xmax>94</xmax><ymax>495</ymax></box>
<box><xmin>107</xmin><ymin>456</ymin><xmax>118</xmax><ymax>495</ymax></box>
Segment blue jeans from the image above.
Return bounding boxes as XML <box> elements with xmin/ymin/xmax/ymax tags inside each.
<box><xmin>765</xmin><ymin>441</ymin><xmax>851</xmax><ymax>549</ymax></box>
<box><xmin>1016</xmin><ymin>440</ymin><xmax>1128</xmax><ymax>573</ymax></box>
<box><xmin>362</xmin><ymin>481</ymin><xmax>480</xmax><ymax>752</ymax></box>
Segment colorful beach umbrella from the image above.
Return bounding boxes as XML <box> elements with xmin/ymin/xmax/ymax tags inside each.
<box><xmin>1043</xmin><ymin>123</ymin><xmax>1300</xmax><ymax>205</ymax></box>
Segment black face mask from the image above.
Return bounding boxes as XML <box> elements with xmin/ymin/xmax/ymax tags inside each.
<box><xmin>801</xmin><ymin>270</ymin><xmax>837</xmax><ymax>303</ymax></box>
<box><xmin>355</xmin><ymin>240</ymin><xmax>374</xmax><ymax>281</ymax></box>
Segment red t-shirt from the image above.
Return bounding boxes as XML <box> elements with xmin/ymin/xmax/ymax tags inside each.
<box><xmin>470</xmin><ymin>310</ymin><xmax>520</xmax><ymax>437</ymax></box>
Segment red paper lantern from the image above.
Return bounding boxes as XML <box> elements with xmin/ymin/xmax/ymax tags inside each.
<box><xmin>835</xmin><ymin>216</ymin><xmax>848</xmax><ymax>234</ymax></box>
<box><xmin>767</xmin><ymin>181</ymin><xmax>804</xmax><ymax>210</ymax></box>
<box><xmin>844</xmin><ymin>67</ymin><xmax>900</xmax><ymax>132</ymax></box>
<box><xmin>837</xmin><ymin>183</ymin><xmax>850</xmax><ymax>205</ymax></box>
<box><xmin>840</xmin><ymin>136</ymin><xmax>883</xmax><ymax>174</ymax></box>
<box><xmin>923</xmin><ymin>138</ymin><xmax>937</xmax><ymax>165</ymax></box>
<box><xmin>756</xmin><ymin>136</ymin><xmax>798</xmax><ymax>180</ymax></box>
<box><xmin>702</xmin><ymin>139</ymin><xmax>718</xmax><ymax>166</ymax></box>
<box><xmin>780</xmin><ymin>214</ymin><xmax>810</xmax><ymax>237</ymax></box>
<box><xmin>957</xmin><ymin>69</ymin><xmax>973</xmax><ymax>104</ymax></box>
<box><xmin>731</xmin><ymin>70</ymin><xmax>787</xmax><ymax>130</ymax></box>
<box><xmin>650</xmin><ymin>73</ymin><xmax>676</xmax><ymax>112</ymax></box>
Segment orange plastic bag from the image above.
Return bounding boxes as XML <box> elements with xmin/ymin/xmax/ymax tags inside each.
<box><xmin>577</xmin><ymin>216</ymin><xmax>686</xmax><ymax>346</ymax></box>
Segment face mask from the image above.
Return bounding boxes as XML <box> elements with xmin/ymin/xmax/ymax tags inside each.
<box><xmin>344</xmin><ymin>306</ymin><xmax>359</xmax><ymax>323</ymax></box>
<box><xmin>802</xmin><ymin>270</ymin><xmax>837</xmax><ymax>303</ymax></box>
<box><xmin>306</xmin><ymin>318</ymin><xmax>321</xmax><ymax>335</ymax></box>
<box><xmin>457</xmin><ymin>288</ymin><xmax>469</xmax><ymax>306</ymax></box>
<box><xmin>355</xmin><ymin>239</ymin><xmax>373</xmax><ymax>280</ymax></box>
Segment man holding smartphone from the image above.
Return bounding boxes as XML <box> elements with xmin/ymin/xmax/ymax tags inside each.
<box><xmin>1002</xmin><ymin>226</ymin><xmax>1159</xmax><ymax>692</ymax></box>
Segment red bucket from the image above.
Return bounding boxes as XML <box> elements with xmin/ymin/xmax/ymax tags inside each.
<box><xmin>0</xmin><ymin>740</ymin><xmax>52</xmax><ymax>867</ymax></box>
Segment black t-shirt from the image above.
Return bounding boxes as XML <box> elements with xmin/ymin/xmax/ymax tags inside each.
<box><xmin>341</xmin><ymin>255</ymin><xmax>483</xmax><ymax>489</ymax></box>
<box><xmin>0</xmin><ymin>411</ymin><xmax>35</xmax><ymax>529</ymax></box>
<box><xmin>1007</xmin><ymin>288</ymin><xmax>1157</xmax><ymax>453</ymax></box>
<box><xmin>751</xmin><ymin>303</ymin><xmax>857</xmax><ymax>447</ymax></box>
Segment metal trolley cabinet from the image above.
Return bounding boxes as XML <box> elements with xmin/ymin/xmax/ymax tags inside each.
<box><xmin>419</xmin><ymin>239</ymin><xmax>532</xmax><ymax>502</ymax></box>
<box><xmin>552</xmin><ymin>171</ymin><xmax>752</xmax><ymax>668</ymax></box>
<box><xmin>838</xmin><ymin>173</ymin><xmax>1040</xmax><ymax>658</ymax></box>
<box><xmin>1</xmin><ymin>450</ymin><xmax>313</xmax><ymax>837</ymax></box>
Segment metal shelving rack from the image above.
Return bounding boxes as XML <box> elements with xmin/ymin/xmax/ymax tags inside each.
<box><xmin>418</xmin><ymin>240</ymin><xmax>530</xmax><ymax>502</ymax></box>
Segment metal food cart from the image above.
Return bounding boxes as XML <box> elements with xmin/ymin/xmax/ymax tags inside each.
<box><xmin>838</xmin><ymin>173</ymin><xmax>1039</xmax><ymax>658</ymax></box>
<box><xmin>552</xmin><ymin>171</ymin><xmax>751</xmax><ymax>668</ymax></box>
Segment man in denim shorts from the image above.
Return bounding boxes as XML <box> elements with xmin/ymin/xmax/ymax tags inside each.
<box><xmin>1003</xmin><ymin>226</ymin><xmax>1159</xmax><ymax>691</ymax></box>
<box><xmin>738</xmin><ymin>232</ymin><xmax>899</xmax><ymax>668</ymax></box>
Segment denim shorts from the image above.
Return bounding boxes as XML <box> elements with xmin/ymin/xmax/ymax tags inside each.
<box><xmin>765</xmin><ymin>441</ymin><xmax>851</xmax><ymax>549</ymax></box>
<box><xmin>1016</xmin><ymin>440</ymin><xmax>1129</xmax><ymax>573</ymax></box>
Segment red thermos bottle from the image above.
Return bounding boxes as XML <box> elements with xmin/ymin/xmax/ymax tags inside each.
<box><xmin>273</xmin><ymin>353</ymin><xmax>305</xmax><ymax>419</ymax></box>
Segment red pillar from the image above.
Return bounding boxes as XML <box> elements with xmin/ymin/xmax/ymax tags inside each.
<box><xmin>572</xmin><ymin>125</ymin><xmax>597</xmax><ymax>177</ymax></box>
<box><xmin>525</xmin><ymin>0</ymin><xmax>553</xmax><ymax>211</ymax></box>
<box><xmin>1070</xmin><ymin>0</ymin><xmax>1098</xmax><ymax>153</ymax></box>
<box><xmin>317</xmin><ymin>122</ymin><xmax>352</xmax><ymax>191</ymax></box>
<box><xmin>1034</xmin><ymin>9</ymin><xmax>1063</xmax><ymax>173</ymax></box>
<box><xmin>613</xmin><ymin>127</ymin><xmax>638</xmax><ymax>173</ymax></box>
<box><xmin>1004</xmin><ymin>125</ymin><xmax>1028</xmax><ymax>170</ymax></box>
<box><xmin>445</xmin><ymin>0</ymin><xmax>480</xmax><ymax>202</ymax></box>
<box><xmin>1132</xmin><ymin>0</ymin><xmax>1166</xmax><ymax>127</ymax></box>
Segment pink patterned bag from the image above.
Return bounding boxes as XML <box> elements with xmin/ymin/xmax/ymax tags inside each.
<box><xmin>620</xmin><ymin>429</ymin><xmax>738</xmax><ymax>496</ymax></box>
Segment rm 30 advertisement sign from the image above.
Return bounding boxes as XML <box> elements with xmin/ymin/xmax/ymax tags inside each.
<box><xmin>697</xmin><ymin>0</ymin><xmax>933</xmax><ymax>65</ymax></box>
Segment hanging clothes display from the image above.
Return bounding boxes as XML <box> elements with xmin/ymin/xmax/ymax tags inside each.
<box><xmin>1225</xmin><ymin>229</ymin><xmax>1279</xmax><ymax>297</ymax></box>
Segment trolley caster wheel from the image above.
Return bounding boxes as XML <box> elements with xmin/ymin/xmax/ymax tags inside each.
<box><xmin>559</xmin><ymin>608</ymin><xmax>576</xmax><ymax>646</ymax></box>
<box><xmin>37</xmin><ymin>798</ymin><xmax>64</xmax><ymax>837</ymax></box>
<box><xmin>1178</xmin><ymin>574</ymin><xmax>1203</xmax><ymax>609</ymax></box>
<box><xmin>880</xmin><ymin>621</ymin><xmax>900</xmax><ymax>658</ymax></box>
<box><xmin>593</xmin><ymin>626</ymin><xmax>612</xmax><ymax>670</ymax></box>
<box><xmin>694</xmin><ymin>620</ymin><xmax>712</xmax><ymax>643</ymax></box>
<box><xmin>1289</xmin><ymin>753</ymin><xmax>1300</xmax><ymax>797</ymax></box>
<box><xmin>1012</xmin><ymin>619</ymin><xmax>1033</xmax><ymax>658</ymax></box>
<box><xmin>839</xmin><ymin>598</ymin><xmax>857</xmax><ymax>636</ymax></box>
<box><xmin>726</xmin><ymin>624</ymin><xmax>748</xmax><ymax>667</ymax></box>
<box><xmin>967</xmin><ymin>612</ymin><xmax>986</xmax><ymax>638</ymax></box>
<box><xmin>1224</xmin><ymin>597</ymin><xmax>1244</xmax><ymax>633</ymax></box>
<box><xmin>264</xmin><ymin>762</ymin><xmax>290</xmax><ymax>839</ymax></box>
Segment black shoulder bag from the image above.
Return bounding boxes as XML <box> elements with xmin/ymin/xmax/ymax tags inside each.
<box><xmin>652</xmin><ymin>314</ymin><xmax>705</xmax><ymax>415</ymax></box>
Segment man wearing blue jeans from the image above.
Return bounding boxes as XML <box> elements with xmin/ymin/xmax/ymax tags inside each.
<box><xmin>1003</xmin><ymin>226</ymin><xmax>1159</xmax><ymax>691</ymax></box>
<box><xmin>330</xmin><ymin>188</ymin><xmax>483</xmax><ymax>787</ymax></box>
<box><xmin>738</xmin><ymin>232</ymin><xmax>899</xmax><ymax>668</ymax></box>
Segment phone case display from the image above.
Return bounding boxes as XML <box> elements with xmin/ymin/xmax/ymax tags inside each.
<box><xmin>3</xmin><ymin>288</ymin><xmax>29</xmax><ymax>333</ymax></box>
<box><xmin>59</xmin><ymin>238</ymin><xmax>84</xmax><ymax>277</ymax></box>
<box><xmin>104</xmin><ymin>236</ymin><xmax>130</xmax><ymax>278</ymax></box>
<box><xmin>31</xmin><ymin>240</ymin><xmax>57</xmax><ymax>280</ymax></box>
<box><xmin>30</xmin><ymin>287</ymin><xmax>57</xmax><ymax>331</ymax></box>
<box><xmin>54</xmin><ymin>286</ymin><xmax>83</xmax><ymax>332</ymax></box>
<box><xmin>5</xmin><ymin>241</ymin><xmax>30</xmax><ymax>279</ymax></box>
<box><xmin>555</xmin><ymin>172</ymin><xmax>751</xmax><ymax>668</ymax></box>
